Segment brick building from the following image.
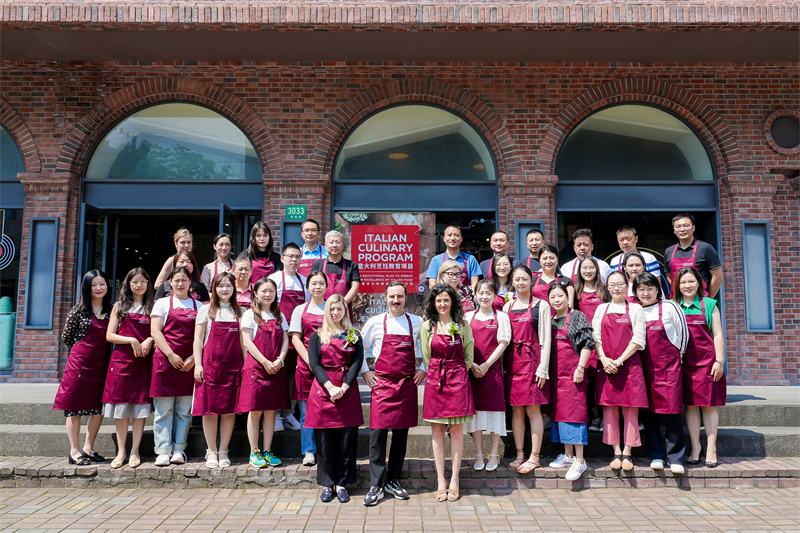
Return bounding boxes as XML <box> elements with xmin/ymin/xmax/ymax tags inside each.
<box><xmin>0</xmin><ymin>1</ymin><xmax>798</xmax><ymax>385</ymax></box>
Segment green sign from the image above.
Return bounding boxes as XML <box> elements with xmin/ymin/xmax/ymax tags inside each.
<box><xmin>285</xmin><ymin>205</ymin><xmax>306</xmax><ymax>220</ymax></box>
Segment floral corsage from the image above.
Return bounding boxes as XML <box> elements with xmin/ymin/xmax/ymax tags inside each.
<box><xmin>504</xmin><ymin>292</ymin><xmax>514</xmax><ymax>303</ymax></box>
<box><xmin>343</xmin><ymin>329</ymin><xmax>359</xmax><ymax>348</ymax></box>
<box><xmin>447</xmin><ymin>322</ymin><xmax>462</xmax><ymax>341</ymax></box>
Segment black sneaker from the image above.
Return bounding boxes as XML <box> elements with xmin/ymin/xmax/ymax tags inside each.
<box><xmin>384</xmin><ymin>479</ymin><xmax>409</xmax><ymax>500</ymax></box>
<box><xmin>589</xmin><ymin>417</ymin><xmax>603</xmax><ymax>432</ymax></box>
<box><xmin>363</xmin><ymin>485</ymin><xmax>384</xmax><ymax>506</ymax></box>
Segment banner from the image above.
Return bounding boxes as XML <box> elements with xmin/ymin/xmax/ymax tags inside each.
<box><xmin>351</xmin><ymin>225</ymin><xmax>419</xmax><ymax>293</ymax></box>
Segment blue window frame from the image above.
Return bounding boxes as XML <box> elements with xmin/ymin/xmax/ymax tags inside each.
<box><xmin>741</xmin><ymin>221</ymin><xmax>775</xmax><ymax>332</ymax></box>
<box><xmin>24</xmin><ymin>217</ymin><xmax>59</xmax><ymax>329</ymax></box>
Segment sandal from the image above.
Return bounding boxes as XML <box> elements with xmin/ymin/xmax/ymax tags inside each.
<box><xmin>205</xmin><ymin>449</ymin><xmax>219</xmax><ymax>468</ymax></box>
<box><xmin>686</xmin><ymin>457</ymin><xmax>700</xmax><ymax>465</ymax></box>
<box><xmin>473</xmin><ymin>453</ymin><xmax>485</xmax><ymax>471</ymax></box>
<box><xmin>218</xmin><ymin>450</ymin><xmax>231</xmax><ymax>468</ymax></box>
<box><xmin>621</xmin><ymin>455</ymin><xmax>634</xmax><ymax>472</ymax></box>
<box><xmin>436</xmin><ymin>489</ymin><xmax>448</xmax><ymax>502</ymax></box>
<box><xmin>447</xmin><ymin>488</ymin><xmax>460</xmax><ymax>502</ymax></box>
<box><xmin>509</xmin><ymin>449</ymin><xmax>525</xmax><ymax>469</ymax></box>
<box><xmin>610</xmin><ymin>455</ymin><xmax>623</xmax><ymax>470</ymax></box>
<box><xmin>517</xmin><ymin>453</ymin><xmax>540</xmax><ymax>475</ymax></box>
<box><xmin>486</xmin><ymin>454</ymin><xmax>500</xmax><ymax>472</ymax></box>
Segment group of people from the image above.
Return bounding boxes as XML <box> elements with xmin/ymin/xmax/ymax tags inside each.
<box><xmin>54</xmin><ymin>212</ymin><xmax>726</xmax><ymax>504</ymax></box>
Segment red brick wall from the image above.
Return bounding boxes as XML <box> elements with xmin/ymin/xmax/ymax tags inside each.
<box><xmin>1</xmin><ymin>60</ymin><xmax>798</xmax><ymax>383</ymax></box>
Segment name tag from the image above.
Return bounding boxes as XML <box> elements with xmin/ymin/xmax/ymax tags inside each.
<box><xmin>484</xmin><ymin>324</ymin><xmax>498</xmax><ymax>329</ymax></box>
<box><xmin>616</xmin><ymin>318</ymin><xmax>630</xmax><ymax>324</ymax></box>
<box><xmin>226</xmin><ymin>326</ymin><xmax>239</xmax><ymax>333</ymax></box>
<box><xmin>516</xmin><ymin>316</ymin><xmax>531</xmax><ymax>322</ymax></box>
<box><xmin>649</xmin><ymin>325</ymin><xmax>664</xmax><ymax>331</ymax></box>
<box><xmin>397</xmin><ymin>341</ymin><xmax>413</xmax><ymax>348</ymax></box>
<box><xmin>555</xmin><ymin>333</ymin><xmax>568</xmax><ymax>340</ymax></box>
<box><xmin>138</xmin><ymin>319</ymin><xmax>149</xmax><ymax>324</ymax></box>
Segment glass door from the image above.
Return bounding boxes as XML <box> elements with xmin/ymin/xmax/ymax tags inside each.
<box><xmin>219</xmin><ymin>204</ymin><xmax>260</xmax><ymax>258</ymax></box>
<box><xmin>77</xmin><ymin>203</ymin><xmax>118</xmax><ymax>300</ymax></box>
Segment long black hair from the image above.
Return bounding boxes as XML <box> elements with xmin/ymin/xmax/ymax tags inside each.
<box><xmin>246</xmin><ymin>221</ymin><xmax>275</xmax><ymax>259</ymax></box>
<box><xmin>251</xmin><ymin>278</ymin><xmax>282</xmax><ymax>326</ymax></box>
<box><xmin>423</xmin><ymin>283</ymin><xmax>464</xmax><ymax>332</ymax></box>
<box><xmin>208</xmin><ymin>271</ymin><xmax>242</xmax><ymax>321</ymax></box>
<box><xmin>76</xmin><ymin>269</ymin><xmax>112</xmax><ymax>317</ymax></box>
<box><xmin>490</xmin><ymin>252</ymin><xmax>514</xmax><ymax>294</ymax></box>
<box><xmin>574</xmin><ymin>257</ymin><xmax>611</xmax><ymax>303</ymax></box>
<box><xmin>622</xmin><ymin>251</ymin><xmax>647</xmax><ymax>281</ymax></box>
<box><xmin>116</xmin><ymin>267</ymin><xmax>154</xmax><ymax>320</ymax></box>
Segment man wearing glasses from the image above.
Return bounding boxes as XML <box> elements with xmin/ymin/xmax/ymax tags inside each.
<box><xmin>664</xmin><ymin>213</ymin><xmax>723</xmax><ymax>299</ymax></box>
<box><xmin>298</xmin><ymin>219</ymin><xmax>328</xmax><ymax>277</ymax></box>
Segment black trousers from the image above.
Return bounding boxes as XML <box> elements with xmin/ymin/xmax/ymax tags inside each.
<box><xmin>314</xmin><ymin>426</ymin><xmax>359</xmax><ymax>488</ymax></box>
<box><xmin>641</xmin><ymin>412</ymin><xmax>686</xmax><ymax>465</ymax></box>
<box><xmin>368</xmin><ymin>428</ymin><xmax>409</xmax><ymax>487</ymax></box>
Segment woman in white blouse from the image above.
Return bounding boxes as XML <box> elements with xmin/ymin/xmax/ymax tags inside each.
<box><xmin>465</xmin><ymin>279</ymin><xmax>511</xmax><ymax>472</ymax></box>
<box><xmin>592</xmin><ymin>270</ymin><xmax>648</xmax><ymax>472</ymax></box>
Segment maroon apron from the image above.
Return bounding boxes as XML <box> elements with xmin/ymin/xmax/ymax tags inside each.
<box><xmin>669</xmin><ymin>240</ymin><xmax>709</xmax><ymax>295</ymax></box>
<box><xmin>682</xmin><ymin>298</ymin><xmax>726</xmax><ymax>406</ymax></box>
<box><xmin>370</xmin><ymin>314</ymin><xmax>418</xmax><ymax>429</ymax></box>
<box><xmin>577</xmin><ymin>291</ymin><xmax>604</xmax><ymax>372</ymax></box>
<box><xmin>460</xmin><ymin>286</ymin><xmax>475</xmax><ymax>313</ymax></box>
<box><xmin>305</xmin><ymin>336</ymin><xmax>364</xmax><ymax>429</ymax></box>
<box><xmin>150</xmin><ymin>296</ymin><xmax>198</xmax><ymax>398</ymax></box>
<box><xmin>53</xmin><ymin>315</ymin><xmax>111</xmax><ymax>411</ymax></box>
<box><xmin>550</xmin><ymin>312</ymin><xmax>589</xmax><ymax>424</ymax></box>
<box><xmin>298</xmin><ymin>246</ymin><xmax>322</xmax><ymax>278</ymax></box>
<box><xmin>468</xmin><ymin>311</ymin><xmax>506</xmax><ymax>412</ymax></box>
<box><xmin>236</xmin><ymin>285</ymin><xmax>253</xmax><ymax>309</ymax></box>
<box><xmin>569</xmin><ymin>259</ymin><xmax>581</xmax><ymax>284</ymax></box>
<box><xmin>641</xmin><ymin>303</ymin><xmax>683</xmax><ymax>414</ymax></box>
<box><xmin>102</xmin><ymin>312</ymin><xmax>152</xmax><ymax>405</ymax></box>
<box><xmin>444</xmin><ymin>252</ymin><xmax>470</xmax><ymax>287</ymax></box>
<box><xmin>237</xmin><ymin>315</ymin><xmax>290</xmax><ymax>412</ymax></box>
<box><xmin>280</xmin><ymin>270</ymin><xmax>307</xmax><ymax>377</ymax></box>
<box><xmin>193</xmin><ymin>317</ymin><xmax>243</xmax><ymax>415</ymax></box>
<box><xmin>251</xmin><ymin>255</ymin><xmax>277</xmax><ymax>284</ymax></box>
<box><xmin>531</xmin><ymin>274</ymin><xmax>551</xmax><ymax>301</ymax></box>
<box><xmin>322</xmin><ymin>257</ymin><xmax>354</xmax><ymax>321</ymax></box>
<box><xmin>422</xmin><ymin>324</ymin><xmax>476</xmax><ymax>419</ymax></box>
<box><xmin>295</xmin><ymin>302</ymin><xmax>324</xmax><ymax>401</ymax></box>
<box><xmin>596</xmin><ymin>303</ymin><xmax>648</xmax><ymax>408</ymax></box>
<box><xmin>492</xmin><ymin>294</ymin><xmax>507</xmax><ymax>313</ymax></box>
<box><xmin>505</xmin><ymin>298</ymin><xmax>550</xmax><ymax>406</ymax></box>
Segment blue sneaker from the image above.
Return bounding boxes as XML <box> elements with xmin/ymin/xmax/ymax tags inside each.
<box><xmin>262</xmin><ymin>449</ymin><xmax>282</xmax><ymax>467</ymax></box>
<box><xmin>249</xmin><ymin>449</ymin><xmax>267</xmax><ymax>468</ymax></box>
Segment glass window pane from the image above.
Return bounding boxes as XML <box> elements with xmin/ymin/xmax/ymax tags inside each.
<box><xmin>334</xmin><ymin>105</ymin><xmax>496</xmax><ymax>182</ymax></box>
<box><xmin>0</xmin><ymin>126</ymin><xmax>25</xmax><ymax>180</ymax></box>
<box><xmin>86</xmin><ymin>103</ymin><xmax>261</xmax><ymax>180</ymax></box>
<box><xmin>556</xmin><ymin>105</ymin><xmax>714</xmax><ymax>182</ymax></box>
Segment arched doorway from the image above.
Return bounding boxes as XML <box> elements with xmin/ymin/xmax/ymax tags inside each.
<box><xmin>80</xmin><ymin>102</ymin><xmax>265</xmax><ymax>295</ymax></box>
<box><xmin>554</xmin><ymin>103</ymin><xmax>719</xmax><ymax>277</ymax></box>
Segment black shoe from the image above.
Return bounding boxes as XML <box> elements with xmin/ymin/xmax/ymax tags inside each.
<box><xmin>384</xmin><ymin>479</ymin><xmax>409</xmax><ymax>500</ymax></box>
<box><xmin>82</xmin><ymin>450</ymin><xmax>106</xmax><ymax>463</ymax></box>
<box><xmin>686</xmin><ymin>457</ymin><xmax>700</xmax><ymax>465</ymax></box>
<box><xmin>337</xmin><ymin>487</ymin><xmax>350</xmax><ymax>503</ymax></box>
<box><xmin>320</xmin><ymin>487</ymin><xmax>334</xmax><ymax>503</ymax></box>
<box><xmin>363</xmin><ymin>485</ymin><xmax>384</xmax><ymax>506</ymax></box>
<box><xmin>68</xmin><ymin>454</ymin><xmax>91</xmax><ymax>466</ymax></box>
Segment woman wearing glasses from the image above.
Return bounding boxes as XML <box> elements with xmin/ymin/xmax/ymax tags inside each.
<box><xmin>592</xmin><ymin>270</ymin><xmax>648</xmax><ymax>472</ymax></box>
<box><xmin>437</xmin><ymin>259</ymin><xmax>476</xmax><ymax>313</ymax></box>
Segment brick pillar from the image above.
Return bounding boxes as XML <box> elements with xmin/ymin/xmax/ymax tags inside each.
<box><xmin>263</xmin><ymin>174</ymin><xmax>330</xmax><ymax>247</ymax></box>
<box><xmin>13</xmin><ymin>172</ymin><xmax>81</xmax><ymax>381</ymax></box>
<box><xmin>499</xmin><ymin>173</ymin><xmax>558</xmax><ymax>257</ymax></box>
<box><xmin>718</xmin><ymin>173</ymin><xmax>788</xmax><ymax>385</ymax></box>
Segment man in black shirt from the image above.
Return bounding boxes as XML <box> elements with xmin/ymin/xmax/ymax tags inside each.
<box><xmin>664</xmin><ymin>213</ymin><xmax>723</xmax><ymax>299</ymax></box>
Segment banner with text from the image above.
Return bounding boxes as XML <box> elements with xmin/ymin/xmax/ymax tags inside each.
<box><xmin>351</xmin><ymin>225</ymin><xmax>419</xmax><ymax>294</ymax></box>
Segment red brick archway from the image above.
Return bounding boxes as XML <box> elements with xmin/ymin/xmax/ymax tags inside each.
<box><xmin>56</xmin><ymin>78</ymin><xmax>283</xmax><ymax>177</ymax></box>
<box><xmin>309</xmin><ymin>78</ymin><xmax>521</xmax><ymax>177</ymax></box>
<box><xmin>536</xmin><ymin>78</ymin><xmax>744</xmax><ymax>177</ymax></box>
<box><xmin>0</xmin><ymin>98</ymin><xmax>41</xmax><ymax>174</ymax></box>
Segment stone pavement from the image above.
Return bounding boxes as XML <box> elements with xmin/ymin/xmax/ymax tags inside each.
<box><xmin>1</xmin><ymin>486</ymin><xmax>799</xmax><ymax>532</ymax></box>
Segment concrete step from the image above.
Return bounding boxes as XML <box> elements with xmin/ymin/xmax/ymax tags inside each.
<box><xmin>2</xmin><ymin>455</ymin><xmax>799</xmax><ymax>490</ymax></box>
<box><xmin>1</xmin><ymin>423</ymin><xmax>797</xmax><ymax>460</ymax></box>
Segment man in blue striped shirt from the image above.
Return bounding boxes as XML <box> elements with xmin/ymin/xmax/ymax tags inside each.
<box><xmin>609</xmin><ymin>226</ymin><xmax>664</xmax><ymax>282</ymax></box>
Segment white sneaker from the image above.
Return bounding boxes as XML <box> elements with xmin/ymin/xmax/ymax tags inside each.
<box><xmin>170</xmin><ymin>451</ymin><xmax>186</xmax><ymax>464</ymax></box>
<box><xmin>302</xmin><ymin>453</ymin><xmax>316</xmax><ymax>466</ymax></box>
<box><xmin>650</xmin><ymin>459</ymin><xmax>665</xmax><ymax>470</ymax></box>
<box><xmin>549</xmin><ymin>454</ymin><xmax>574</xmax><ymax>469</ymax></box>
<box><xmin>154</xmin><ymin>454</ymin><xmax>171</xmax><ymax>467</ymax></box>
<box><xmin>283</xmin><ymin>413</ymin><xmax>302</xmax><ymax>430</ymax></box>
<box><xmin>565</xmin><ymin>459</ymin><xmax>587</xmax><ymax>481</ymax></box>
<box><xmin>274</xmin><ymin>416</ymin><xmax>285</xmax><ymax>432</ymax></box>
<box><xmin>670</xmin><ymin>463</ymin><xmax>685</xmax><ymax>475</ymax></box>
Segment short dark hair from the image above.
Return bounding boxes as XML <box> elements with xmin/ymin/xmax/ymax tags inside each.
<box><xmin>305</xmin><ymin>270</ymin><xmax>328</xmax><ymax>289</ymax></box>
<box><xmin>538</xmin><ymin>244</ymin><xmax>559</xmax><ymax>260</ymax></box>
<box><xmin>301</xmin><ymin>218</ymin><xmax>321</xmax><ymax>231</ymax></box>
<box><xmin>526</xmin><ymin>228</ymin><xmax>544</xmax><ymax>239</ymax></box>
<box><xmin>475</xmin><ymin>278</ymin><xmax>497</xmax><ymax>296</ymax></box>
<box><xmin>632</xmin><ymin>272</ymin><xmax>662</xmax><ymax>303</ymax></box>
<box><xmin>572</xmin><ymin>228</ymin><xmax>593</xmax><ymax>242</ymax></box>
<box><xmin>385</xmin><ymin>280</ymin><xmax>408</xmax><ymax>296</ymax></box>
<box><xmin>444</xmin><ymin>224</ymin><xmax>461</xmax><ymax>234</ymax></box>
<box><xmin>281</xmin><ymin>242</ymin><xmax>301</xmax><ymax>254</ymax></box>
<box><xmin>672</xmin><ymin>212</ymin><xmax>695</xmax><ymax>226</ymax></box>
<box><xmin>616</xmin><ymin>226</ymin><xmax>638</xmax><ymax>236</ymax></box>
<box><xmin>491</xmin><ymin>230</ymin><xmax>509</xmax><ymax>240</ymax></box>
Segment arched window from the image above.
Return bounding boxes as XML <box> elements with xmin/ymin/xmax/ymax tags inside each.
<box><xmin>1</xmin><ymin>125</ymin><xmax>25</xmax><ymax>180</ymax></box>
<box><xmin>555</xmin><ymin>104</ymin><xmax>713</xmax><ymax>181</ymax></box>
<box><xmin>85</xmin><ymin>103</ymin><xmax>261</xmax><ymax>180</ymax></box>
<box><xmin>334</xmin><ymin>104</ymin><xmax>496</xmax><ymax>182</ymax></box>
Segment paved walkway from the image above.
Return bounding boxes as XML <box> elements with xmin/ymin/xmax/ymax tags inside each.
<box><xmin>1</xmin><ymin>486</ymin><xmax>798</xmax><ymax>532</ymax></box>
